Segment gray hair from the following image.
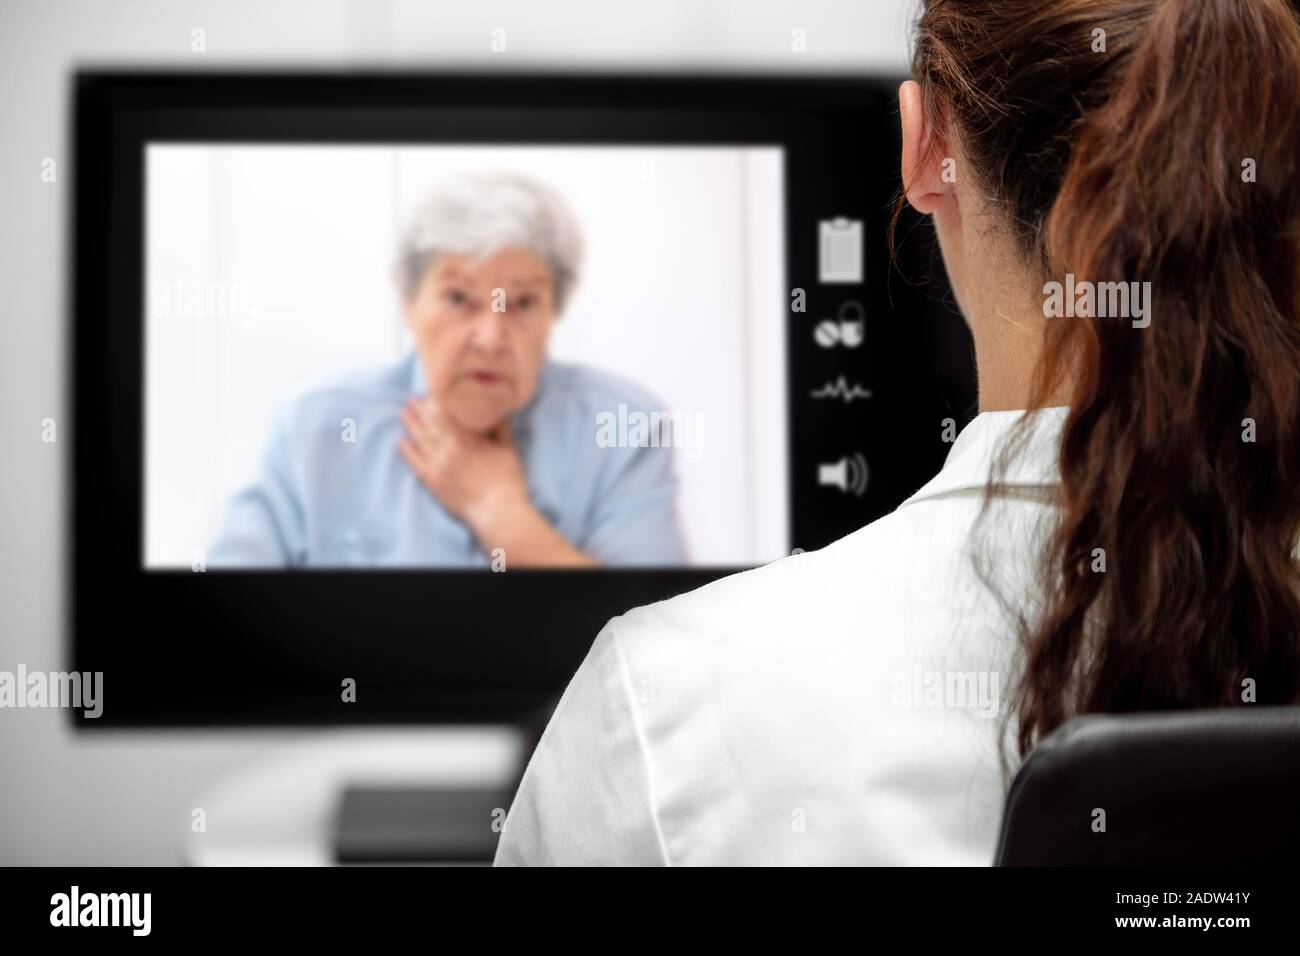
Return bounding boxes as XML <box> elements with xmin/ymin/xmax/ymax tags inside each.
<box><xmin>393</xmin><ymin>172</ymin><xmax>584</xmax><ymax>313</ymax></box>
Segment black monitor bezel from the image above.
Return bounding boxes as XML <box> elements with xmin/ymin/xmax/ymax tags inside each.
<box><xmin>70</xmin><ymin>70</ymin><xmax>971</xmax><ymax>728</ymax></box>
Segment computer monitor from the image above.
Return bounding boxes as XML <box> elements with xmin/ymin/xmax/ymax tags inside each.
<box><xmin>71</xmin><ymin>71</ymin><xmax>973</xmax><ymax>726</ymax></box>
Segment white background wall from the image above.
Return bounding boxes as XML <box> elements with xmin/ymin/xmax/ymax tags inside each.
<box><xmin>145</xmin><ymin>144</ymin><xmax>787</xmax><ymax>568</ymax></box>
<box><xmin>0</xmin><ymin>0</ymin><xmax>915</xmax><ymax>864</ymax></box>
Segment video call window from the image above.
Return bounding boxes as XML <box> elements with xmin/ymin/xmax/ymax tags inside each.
<box><xmin>144</xmin><ymin>144</ymin><xmax>788</xmax><ymax>570</ymax></box>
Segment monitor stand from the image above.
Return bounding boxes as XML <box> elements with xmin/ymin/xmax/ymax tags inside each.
<box><xmin>182</xmin><ymin>715</ymin><xmax>551</xmax><ymax>866</ymax></box>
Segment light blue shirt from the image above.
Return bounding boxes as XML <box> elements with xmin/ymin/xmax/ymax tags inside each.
<box><xmin>207</xmin><ymin>352</ymin><xmax>688</xmax><ymax>567</ymax></box>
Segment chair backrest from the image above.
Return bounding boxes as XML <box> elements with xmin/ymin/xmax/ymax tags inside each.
<box><xmin>994</xmin><ymin>706</ymin><xmax>1300</xmax><ymax>865</ymax></box>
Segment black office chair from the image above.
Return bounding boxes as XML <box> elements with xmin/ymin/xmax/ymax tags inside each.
<box><xmin>994</xmin><ymin>706</ymin><xmax>1300</xmax><ymax>865</ymax></box>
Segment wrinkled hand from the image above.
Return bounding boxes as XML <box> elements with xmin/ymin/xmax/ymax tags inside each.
<box><xmin>398</xmin><ymin>397</ymin><xmax>529</xmax><ymax>536</ymax></box>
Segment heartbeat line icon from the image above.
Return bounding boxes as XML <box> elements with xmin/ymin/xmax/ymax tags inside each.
<box><xmin>810</xmin><ymin>377</ymin><xmax>874</xmax><ymax>403</ymax></box>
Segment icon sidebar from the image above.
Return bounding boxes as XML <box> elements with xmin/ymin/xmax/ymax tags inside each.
<box><xmin>802</xmin><ymin>217</ymin><xmax>875</xmax><ymax>551</ymax></box>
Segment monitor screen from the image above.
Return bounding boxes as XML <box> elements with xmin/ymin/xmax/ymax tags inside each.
<box><xmin>72</xmin><ymin>72</ymin><xmax>973</xmax><ymax>725</ymax></box>
<box><xmin>143</xmin><ymin>143</ymin><xmax>788</xmax><ymax>570</ymax></box>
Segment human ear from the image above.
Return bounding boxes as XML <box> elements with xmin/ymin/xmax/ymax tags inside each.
<box><xmin>899</xmin><ymin>80</ymin><xmax>953</xmax><ymax>215</ymax></box>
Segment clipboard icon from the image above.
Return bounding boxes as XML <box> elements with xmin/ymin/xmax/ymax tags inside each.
<box><xmin>819</xmin><ymin>217</ymin><xmax>863</xmax><ymax>284</ymax></box>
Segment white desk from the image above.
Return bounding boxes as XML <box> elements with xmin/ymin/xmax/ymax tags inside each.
<box><xmin>181</xmin><ymin>727</ymin><xmax>524</xmax><ymax>866</ymax></box>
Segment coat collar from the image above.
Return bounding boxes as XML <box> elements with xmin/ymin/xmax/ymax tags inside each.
<box><xmin>900</xmin><ymin>406</ymin><xmax>1068</xmax><ymax>508</ymax></box>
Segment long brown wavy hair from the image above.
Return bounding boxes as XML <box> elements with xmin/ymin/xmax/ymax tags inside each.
<box><xmin>904</xmin><ymin>0</ymin><xmax>1300</xmax><ymax>757</ymax></box>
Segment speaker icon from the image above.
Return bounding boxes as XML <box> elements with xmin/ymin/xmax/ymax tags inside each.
<box><xmin>817</xmin><ymin>453</ymin><xmax>869</xmax><ymax>497</ymax></box>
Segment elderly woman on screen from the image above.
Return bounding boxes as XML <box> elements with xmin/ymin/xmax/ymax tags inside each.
<box><xmin>207</xmin><ymin>173</ymin><xmax>687</xmax><ymax>568</ymax></box>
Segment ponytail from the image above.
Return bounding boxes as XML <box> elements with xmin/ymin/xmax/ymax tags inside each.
<box><xmin>910</xmin><ymin>0</ymin><xmax>1300</xmax><ymax>756</ymax></box>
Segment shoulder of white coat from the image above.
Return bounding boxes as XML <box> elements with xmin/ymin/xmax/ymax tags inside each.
<box><xmin>609</xmin><ymin>492</ymin><xmax>979</xmax><ymax>666</ymax></box>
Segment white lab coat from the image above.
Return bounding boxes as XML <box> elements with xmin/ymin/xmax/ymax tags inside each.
<box><xmin>496</xmin><ymin>407</ymin><xmax>1068</xmax><ymax>865</ymax></box>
